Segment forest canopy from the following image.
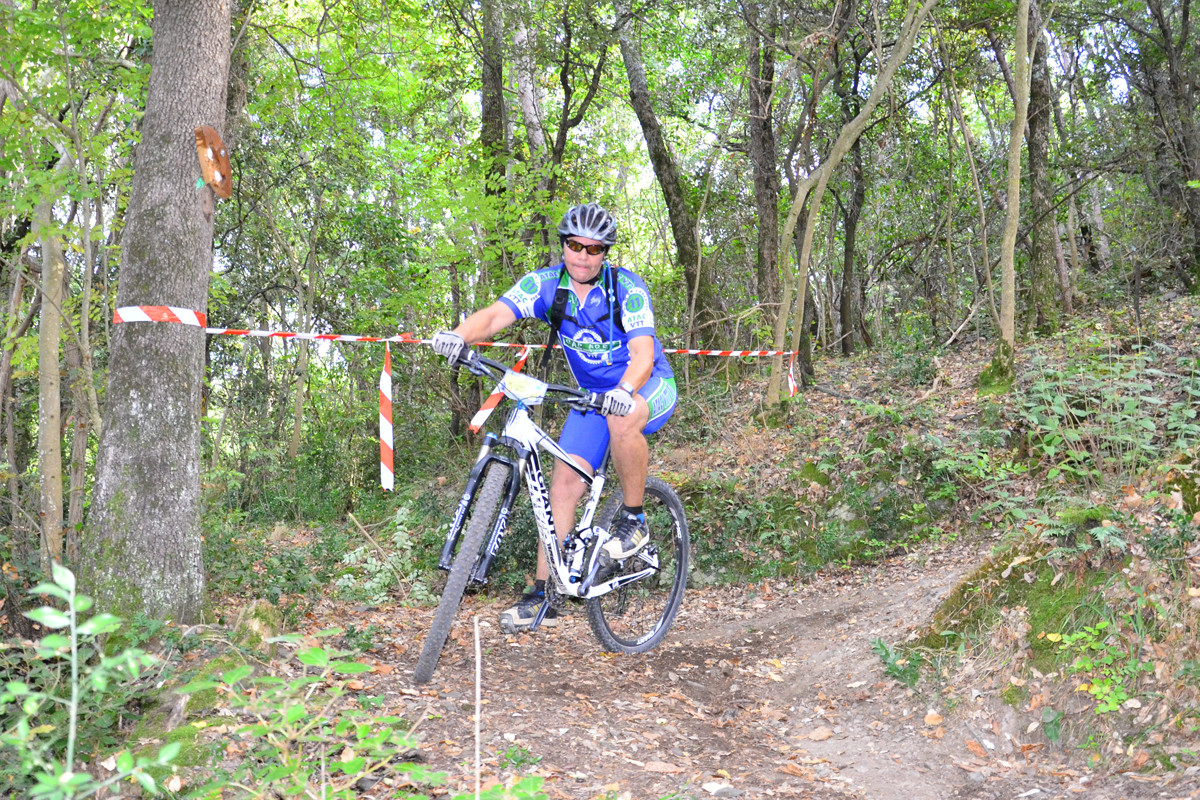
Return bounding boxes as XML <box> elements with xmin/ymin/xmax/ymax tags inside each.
<box><xmin>1</xmin><ymin>0</ymin><xmax>1198</xmax><ymax>612</ymax></box>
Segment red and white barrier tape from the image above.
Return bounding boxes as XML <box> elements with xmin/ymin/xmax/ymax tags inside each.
<box><xmin>114</xmin><ymin>305</ymin><xmax>207</xmax><ymax>327</ymax></box>
<box><xmin>469</xmin><ymin>346</ymin><xmax>530</xmax><ymax>434</ymax></box>
<box><xmin>380</xmin><ymin>343</ymin><xmax>394</xmax><ymax>491</ymax></box>
<box><xmin>114</xmin><ymin>307</ymin><xmax>801</xmax><ymax>489</ymax></box>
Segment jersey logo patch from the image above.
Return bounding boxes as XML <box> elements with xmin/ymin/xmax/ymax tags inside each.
<box><xmin>563</xmin><ymin>328</ymin><xmax>621</xmax><ymax>365</ymax></box>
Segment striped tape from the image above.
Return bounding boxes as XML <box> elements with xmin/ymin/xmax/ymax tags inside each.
<box><xmin>114</xmin><ymin>307</ymin><xmax>802</xmax><ymax>490</ymax></box>
<box><xmin>113</xmin><ymin>305</ymin><xmax>207</xmax><ymax>327</ymax></box>
<box><xmin>469</xmin><ymin>346</ymin><xmax>530</xmax><ymax>434</ymax></box>
<box><xmin>380</xmin><ymin>343</ymin><xmax>394</xmax><ymax>491</ymax></box>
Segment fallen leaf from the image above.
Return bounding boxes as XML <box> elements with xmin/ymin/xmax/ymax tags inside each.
<box><xmin>777</xmin><ymin>763</ymin><xmax>810</xmax><ymax>777</ymax></box>
<box><xmin>966</xmin><ymin>740</ymin><xmax>987</xmax><ymax>758</ymax></box>
<box><xmin>339</xmin><ymin>747</ymin><xmax>356</xmax><ymax>763</ymax></box>
<box><xmin>808</xmin><ymin>726</ymin><xmax>834</xmax><ymax>741</ymax></box>
<box><xmin>703</xmin><ymin>782</ymin><xmax>734</xmax><ymax>795</ymax></box>
<box><xmin>924</xmin><ymin>711</ymin><xmax>943</xmax><ymax>726</ymax></box>
<box><xmin>166</xmin><ymin>776</ymin><xmax>184</xmax><ymax>791</ymax></box>
<box><xmin>345</xmin><ymin>679</ymin><xmax>365</xmax><ymax>691</ymax></box>
<box><xmin>100</xmin><ymin>755</ymin><xmax>118</xmax><ymax>771</ymax></box>
<box><xmin>644</xmin><ymin>761</ymin><xmax>685</xmax><ymax>774</ymax></box>
<box><xmin>371</xmin><ymin>663</ymin><xmax>394</xmax><ymax>675</ymax></box>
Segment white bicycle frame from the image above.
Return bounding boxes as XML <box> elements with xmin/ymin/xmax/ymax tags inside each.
<box><xmin>446</xmin><ymin>365</ymin><xmax>659</xmax><ymax>600</ymax></box>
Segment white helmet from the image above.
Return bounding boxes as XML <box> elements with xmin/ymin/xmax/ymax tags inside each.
<box><xmin>557</xmin><ymin>203</ymin><xmax>617</xmax><ymax>246</ymax></box>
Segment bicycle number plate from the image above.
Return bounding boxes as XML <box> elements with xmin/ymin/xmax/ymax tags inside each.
<box><xmin>501</xmin><ymin>371</ymin><xmax>548</xmax><ymax>404</ymax></box>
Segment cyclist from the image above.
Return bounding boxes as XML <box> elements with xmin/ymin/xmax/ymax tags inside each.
<box><xmin>431</xmin><ymin>202</ymin><xmax>677</xmax><ymax>633</ymax></box>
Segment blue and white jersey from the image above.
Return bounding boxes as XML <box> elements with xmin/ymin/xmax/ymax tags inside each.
<box><xmin>499</xmin><ymin>263</ymin><xmax>674</xmax><ymax>391</ymax></box>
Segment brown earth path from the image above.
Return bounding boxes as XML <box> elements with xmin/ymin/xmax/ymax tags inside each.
<box><xmin>364</xmin><ymin>536</ymin><xmax>1198</xmax><ymax>800</ymax></box>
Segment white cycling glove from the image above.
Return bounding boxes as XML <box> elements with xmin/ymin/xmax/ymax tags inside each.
<box><xmin>600</xmin><ymin>387</ymin><xmax>635</xmax><ymax>417</ymax></box>
<box><xmin>431</xmin><ymin>331</ymin><xmax>465</xmax><ymax>363</ymax></box>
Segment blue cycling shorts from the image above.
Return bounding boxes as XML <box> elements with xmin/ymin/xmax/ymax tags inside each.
<box><xmin>558</xmin><ymin>376</ymin><xmax>677</xmax><ymax>471</ymax></box>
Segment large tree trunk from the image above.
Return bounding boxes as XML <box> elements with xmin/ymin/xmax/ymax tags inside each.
<box><xmin>616</xmin><ymin>2</ymin><xmax>719</xmax><ymax>344</ymax></box>
<box><xmin>746</xmin><ymin>0</ymin><xmax>781</xmax><ymax>311</ymax></box>
<box><xmin>34</xmin><ymin>184</ymin><xmax>66</xmax><ymax>572</ymax></box>
<box><xmin>83</xmin><ymin>0</ymin><xmax>232</xmax><ymax>622</ymax></box>
<box><xmin>1026</xmin><ymin>11</ymin><xmax>1058</xmax><ymax>333</ymax></box>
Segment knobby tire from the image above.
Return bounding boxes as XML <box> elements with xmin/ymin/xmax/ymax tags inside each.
<box><xmin>412</xmin><ymin>464</ymin><xmax>508</xmax><ymax>684</ymax></box>
<box><xmin>586</xmin><ymin>476</ymin><xmax>689</xmax><ymax>653</ymax></box>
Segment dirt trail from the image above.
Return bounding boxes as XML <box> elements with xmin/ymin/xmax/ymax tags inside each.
<box><xmin>375</xmin><ymin>537</ymin><xmax>1196</xmax><ymax>799</ymax></box>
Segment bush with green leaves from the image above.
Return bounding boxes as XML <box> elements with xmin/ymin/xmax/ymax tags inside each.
<box><xmin>335</xmin><ymin>504</ymin><xmax>436</xmax><ymax>606</ymax></box>
<box><xmin>0</xmin><ymin>564</ymin><xmax>178</xmax><ymax>798</ymax></box>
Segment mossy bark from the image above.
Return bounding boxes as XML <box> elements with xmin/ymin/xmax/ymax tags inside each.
<box><xmin>979</xmin><ymin>340</ymin><xmax>1015</xmax><ymax>396</ymax></box>
<box><xmin>81</xmin><ymin>0</ymin><xmax>232</xmax><ymax>623</ymax></box>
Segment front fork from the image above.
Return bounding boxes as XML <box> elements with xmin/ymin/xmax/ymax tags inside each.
<box><xmin>437</xmin><ymin>433</ymin><xmax>525</xmax><ymax>585</ymax></box>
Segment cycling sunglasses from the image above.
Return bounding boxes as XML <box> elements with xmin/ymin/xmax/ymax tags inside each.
<box><xmin>564</xmin><ymin>239</ymin><xmax>609</xmax><ymax>256</ymax></box>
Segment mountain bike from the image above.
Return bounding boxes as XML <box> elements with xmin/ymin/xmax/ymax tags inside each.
<box><xmin>413</xmin><ymin>350</ymin><xmax>689</xmax><ymax>684</ymax></box>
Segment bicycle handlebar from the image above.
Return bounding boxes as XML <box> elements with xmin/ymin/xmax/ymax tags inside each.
<box><xmin>453</xmin><ymin>349</ymin><xmax>607</xmax><ymax>413</ymax></box>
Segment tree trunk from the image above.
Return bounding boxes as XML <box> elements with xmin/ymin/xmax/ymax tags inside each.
<box><xmin>1026</xmin><ymin>13</ymin><xmax>1058</xmax><ymax>333</ymax></box>
<box><xmin>981</xmin><ymin>0</ymin><xmax>1031</xmax><ymax>392</ymax></box>
<box><xmin>836</xmin><ymin>43</ymin><xmax>866</xmax><ymax>356</ymax></box>
<box><xmin>746</xmin><ymin>0</ymin><xmax>781</xmax><ymax>311</ymax></box>
<box><xmin>768</xmin><ymin>0</ymin><xmax>939</xmax><ymax>403</ymax></box>
<box><xmin>64</xmin><ymin>338</ymin><xmax>88</xmax><ymax>566</ymax></box>
<box><xmin>840</xmin><ymin>138</ymin><xmax>866</xmax><ymax>356</ymax></box>
<box><xmin>83</xmin><ymin>0</ymin><xmax>232</xmax><ymax>622</ymax></box>
<box><xmin>513</xmin><ymin>16</ymin><xmax>551</xmax><ymax>258</ymax></box>
<box><xmin>616</xmin><ymin>2</ymin><xmax>720</xmax><ymax>344</ymax></box>
<box><xmin>34</xmin><ymin>185</ymin><xmax>66</xmax><ymax>571</ymax></box>
<box><xmin>480</xmin><ymin>0</ymin><xmax>508</xmax><ymax>279</ymax></box>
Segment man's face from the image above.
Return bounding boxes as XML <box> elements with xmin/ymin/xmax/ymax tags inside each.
<box><xmin>563</xmin><ymin>237</ymin><xmax>607</xmax><ymax>284</ymax></box>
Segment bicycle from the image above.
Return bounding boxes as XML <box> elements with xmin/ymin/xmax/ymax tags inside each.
<box><xmin>413</xmin><ymin>350</ymin><xmax>689</xmax><ymax>684</ymax></box>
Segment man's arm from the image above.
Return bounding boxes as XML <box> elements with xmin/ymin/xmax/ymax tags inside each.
<box><xmin>453</xmin><ymin>301</ymin><xmax>518</xmax><ymax>345</ymax></box>
<box><xmin>619</xmin><ymin>335</ymin><xmax>654</xmax><ymax>391</ymax></box>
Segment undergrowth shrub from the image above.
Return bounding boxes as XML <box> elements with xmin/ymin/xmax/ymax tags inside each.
<box><xmin>336</xmin><ymin>504</ymin><xmax>436</xmax><ymax>605</ymax></box>
<box><xmin>0</xmin><ymin>566</ymin><xmax>548</xmax><ymax>799</ymax></box>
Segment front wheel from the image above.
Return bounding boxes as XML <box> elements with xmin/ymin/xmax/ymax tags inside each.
<box><xmin>585</xmin><ymin>476</ymin><xmax>689</xmax><ymax>653</ymax></box>
<box><xmin>413</xmin><ymin>463</ymin><xmax>508</xmax><ymax>684</ymax></box>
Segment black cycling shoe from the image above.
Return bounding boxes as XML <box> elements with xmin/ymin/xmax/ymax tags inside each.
<box><xmin>498</xmin><ymin>589</ymin><xmax>558</xmax><ymax>633</ymax></box>
<box><xmin>603</xmin><ymin>510</ymin><xmax>649</xmax><ymax>560</ymax></box>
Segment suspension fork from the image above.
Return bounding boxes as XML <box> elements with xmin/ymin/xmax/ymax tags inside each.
<box><xmin>469</xmin><ymin>451</ymin><xmax>527</xmax><ymax>583</ymax></box>
<box><xmin>438</xmin><ymin>433</ymin><xmax>516</xmax><ymax>570</ymax></box>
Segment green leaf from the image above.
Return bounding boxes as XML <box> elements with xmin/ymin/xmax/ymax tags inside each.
<box><xmin>284</xmin><ymin>704</ymin><xmax>306</xmax><ymax>724</ymax></box>
<box><xmin>117</xmin><ymin>750</ymin><xmax>134</xmax><ymax>772</ymax></box>
<box><xmin>335</xmin><ymin>756</ymin><xmax>366</xmax><ymax>774</ymax></box>
<box><xmin>78</xmin><ymin>613</ymin><xmax>123</xmax><ymax>636</ymax></box>
<box><xmin>51</xmin><ymin>562</ymin><xmax>75</xmax><ymax>593</ymax></box>
<box><xmin>331</xmin><ymin>660</ymin><xmax>372</xmax><ymax>674</ymax></box>
<box><xmin>26</xmin><ymin>606</ymin><xmax>70</xmax><ymax>629</ymax></box>
<box><xmin>157</xmin><ymin>740</ymin><xmax>181</xmax><ymax>763</ymax></box>
<box><xmin>29</xmin><ymin>583</ymin><xmax>70</xmax><ymax>602</ymax></box>
<box><xmin>263</xmin><ymin>763</ymin><xmax>299</xmax><ymax>782</ymax></box>
<box><xmin>176</xmin><ymin>679</ymin><xmax>219</xmax><ymax>695</ymax></box>
<box><xmin>297</xmin><ymin>647</ymin><xmax>330</xmax><ymax>667</ymax></box>
<box><xmin>221</xmin><ymin>665</ymin><xmax>253</xmax><ymax>684</ymax></box>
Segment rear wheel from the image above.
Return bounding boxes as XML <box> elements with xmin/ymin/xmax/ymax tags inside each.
<box><xmin>413</xmin><ymin>464</ymin><xmax>508</xmax><ymax>683</ymax></box>
<box><xmin>585</xmin><ymin>477</ymin><xmax>689</xmax><ymax>653</ymax></box>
